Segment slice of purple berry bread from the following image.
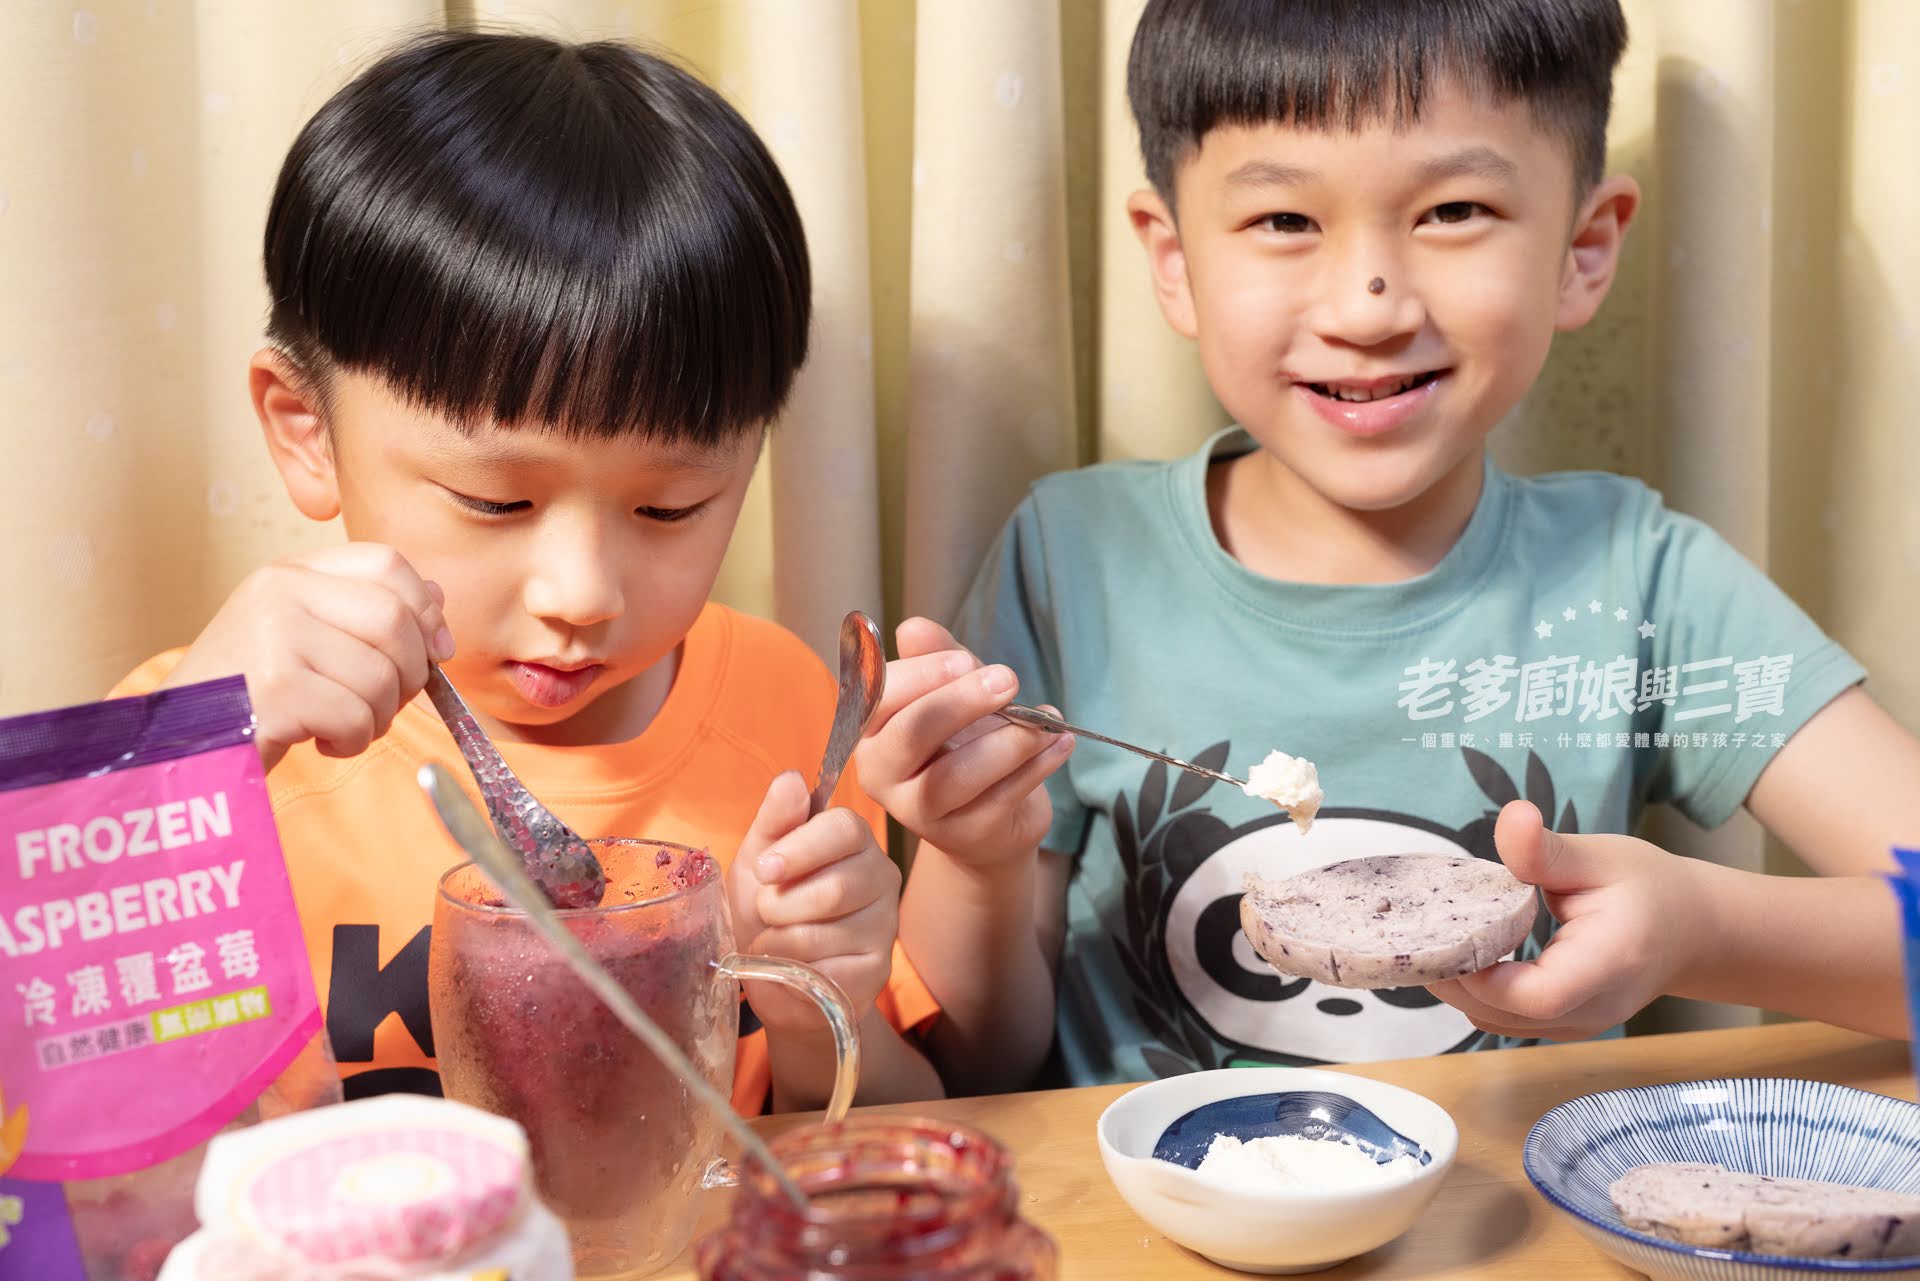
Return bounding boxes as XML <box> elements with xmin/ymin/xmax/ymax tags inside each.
<box><xmin>1609</xmin><ymin>1162</ymin><xmax>1920</xmax><ymax>1259</ymax></box>
<box><xmin>1239</xmin><ymin>853</ymin><xmax>1539</xmax><ymax>989</ymax></box>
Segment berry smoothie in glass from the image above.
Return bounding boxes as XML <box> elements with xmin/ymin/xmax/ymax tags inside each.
<box><xmin>431</xmin><ymin>838</ymin><xmax>854</xmax><ymax>1280</ymax></box>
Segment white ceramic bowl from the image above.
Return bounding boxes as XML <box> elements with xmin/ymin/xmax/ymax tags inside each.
<box><xmin>1095</xmin><ymin>1067</ymin><xmax>1459</xmax><ymax>1274</ymax></box>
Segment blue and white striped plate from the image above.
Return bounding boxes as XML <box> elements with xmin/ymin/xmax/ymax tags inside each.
<box><xmin>1523</xmin><ymin>1077</ymin><xmax>1920</xmax><ymax>1281</ymax></box>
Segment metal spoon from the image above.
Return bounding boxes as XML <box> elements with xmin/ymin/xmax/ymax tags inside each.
<box><xmin>417</xmin><ymin>763</ymin><xmax>809</xmax><ymax>1209</ymax></box>
<box><xmin>999</xmin><ymin>704</ymin><xmax>1247</xmax><ymax>790</ymax></box>
<box><xmin>423</xmin><ymin>665</ymin><xmax>606</xmax><ymax>909</ymax></box>
<box><xmin>808</xmin><ymin>611</ymin><xmax>887</xmax><ymax>817</ymax></box>
<box><xmin>1153</xmin><ymin>1090</ymin><xmax>1433</xmax><ymax>1169</ymax></box>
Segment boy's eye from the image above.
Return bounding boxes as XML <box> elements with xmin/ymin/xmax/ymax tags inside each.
<box><xmin>1257</xmin><ymin>212</ymin><xmax>1317</xmax><ymax>234</ymax></box>
<box><xmin>1421</xmin><ymin>201</ymin><xmax>1489</xmax><ymax>226</ymax></box>
<box><xmin>637</xmin><ymin>503</ymin><xmax>701</xmax><ymax>524</ymax></box>
<box><xmin>447</xmin><ymin>490</ymin><xmax>530</xmax><ymax>517</ymax></box>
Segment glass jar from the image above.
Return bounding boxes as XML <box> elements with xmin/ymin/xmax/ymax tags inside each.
<box><xmin>694</xmin><ymin>1118</ymin><xmax>1057</xmax><ymax>1281</ymax></box>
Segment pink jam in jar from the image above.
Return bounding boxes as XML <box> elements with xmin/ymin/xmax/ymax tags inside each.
<box><xmin>695</xmin><ymin>1117</ymin><xmax>1056</xmax><ymax>1281</ymax></box>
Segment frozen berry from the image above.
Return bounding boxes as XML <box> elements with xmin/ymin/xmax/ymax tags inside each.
<box><xmin>123</xmin><ymin>1236</ymin><xmax>179</xmax><ymax>1281</ymax></box>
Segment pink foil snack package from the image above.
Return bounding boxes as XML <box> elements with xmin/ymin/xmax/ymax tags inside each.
<box><xmin>0</xmin><ymin>676</ymin><xmax>338</xmax><ymax>1280</ymax></box>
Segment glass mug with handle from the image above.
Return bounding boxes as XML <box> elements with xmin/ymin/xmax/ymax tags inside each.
<box><xmin>429</xmin><ymin>837</ymin><xmax>857</xmax><ymax>1280</ymax></box>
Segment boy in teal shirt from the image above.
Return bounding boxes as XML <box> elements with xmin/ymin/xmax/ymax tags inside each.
<box><xmin>859</xmin><ymin>0</ymin><xmax>1916</xmax><ymax>1092</ymax></box>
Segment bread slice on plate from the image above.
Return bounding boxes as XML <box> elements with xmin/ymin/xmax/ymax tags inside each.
<box><xmin>1609</xmin><ymin>1161</ymin><xmax>1920</xmax><ymax>1259</ymax></box>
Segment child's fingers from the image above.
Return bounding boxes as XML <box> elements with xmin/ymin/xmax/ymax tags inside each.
<box><xmin>739</xmin><ymin>771</ymin><xmax>812</xmax><ymax>872</ymax></box>
<box><xmin>949</xmin><ymin>729</ymin><xmax>1072</xmax><ymax>815</ymax></box>
<box><xmin>895</xmin><ymin>616</ymin><xmax>965</xmax><ymax>660</ymax></box>
<box><xmin>928</xmin><ymin>734</ymin><xmax>1071</xmax><ymax>857</ymax></box>
<box><xmin>1454</xmin><ymin>995</ymin><xmax>1600</xmax><ymax>1042</ymax></box>
<box><xmin>865</xmin><ymin>649</ymin><xmax>978</xmax><ymax>735</ymax></box>
<box><xmin>753</xmin><ymin>808</ymin><xmax>883</xmax><ymax>886</ymax></box>
<box><xmin>294</xmin><ymin>624</ymin><xmax>409</xmax><ymax>732</ymax></box>
<box><xmin>1425</xmin><ymin>975</ymin><xmax>1553</xmax><ymax>1036</ymax></box>
<box><xmin>869</xmin><ymin>664</ymin><xmax>1023</xmax><ymax>779</ymax></box>
<box><xmin>1434</xmin><ymin>1006</ymin><xmax>1539</xmax><ymax>1040</ymax></box>
<box><xmin>294</xmin><ymin>572</ymin><xmax>434</xmax><ymax>691</ymax></box>
<box><xmin>755</xmin><ymin>846</ymin><xmax>898</xmax><ymax>928</ymax></box>
<box><xmin>1451</xmin><ymin>923</ymin><xmax>1614</xmax><ymax>1024</ymax></box>
<box><xmin>300</xmin><ymin>542</ymin><xmax>450</xmax><ymax>658</ymax></box>
<box><xmin>863</xmin><ymin>617</ymin><xmax>983</xmax><ymax>735</ymax></box>
<box><xmin>942</xmin><ymin>701</ymin><xmax>1062</xmax><ymax>755</ymax></box>
<box><xmin>283</xmin><ymin>669</ymin><xmax>386</xmax><ymax>760</ymax></box>
<box><xmin>1494</xmin><ymin>800</ymin><xmax>1609</xmax><ymax>896</ymax></box>
<box><xmin>914</xmin><ymin>719</ymin><xmax>1069</xmax><ymax>818</ymax></box>
<box><xmin>749</xmin><ymin>899</ymin><xmax>894</xmax><ymax>967</ymax></box>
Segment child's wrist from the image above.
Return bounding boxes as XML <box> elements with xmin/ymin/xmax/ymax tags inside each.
<box><xmin>758</xmin><ymin>986</ymin><xmax>882</xmax><ymax>1043</ymax></box>
<box><xmin>940</xmin><ymin>829</ymin><xmax>1043</xmax><ymax>875</ymax></box>
<box><xmin>937</xmin><ymin>841</ymin><xmax>1038</xmax><ymax>903</ymax></box>
<box><xmin>1669</xmin><ymin>854</ymin><xmax>1741</xmax><ymax>998</ymax></box>
<box><xmin>763</xmin><ymin>1004</ymin><xmax>885</xmax><ymax>1103</ymax></box>
<box><xmin>764</xmin><ymin>1000</ymin><xmax>881</xmax><ymax>1041</ymax></box>
<box><xmin>905</xmin><ymin>845</ymin><xmax>1042</xmax><ymax>965</ymax></box>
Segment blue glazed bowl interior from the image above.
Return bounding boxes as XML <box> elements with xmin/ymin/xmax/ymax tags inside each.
<box><xmin>1524</xmin><ymin>1077</ymin><xmax>1920</xmax><ymax>1270</ymax></box>
<box><xmin>1153</xmin><ymin>1089</ymin><xmax>1433</xmax><ymax>1169</ymax></box>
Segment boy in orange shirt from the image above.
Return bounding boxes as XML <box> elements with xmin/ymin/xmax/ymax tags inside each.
<box><xmin>113</xmin><ymin>31</ymin><xmax>940</xmax><ymax>1113</ymax></box>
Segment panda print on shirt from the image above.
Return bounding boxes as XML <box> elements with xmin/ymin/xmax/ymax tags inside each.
<box><xmin>1106</xmin><ymin>744</ymin><xmax>1567</xmax><ymax>1076</ymax></box>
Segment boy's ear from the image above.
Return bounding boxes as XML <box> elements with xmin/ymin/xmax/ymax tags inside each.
<box><xmin>250</xmin><ymin>348</ymin><xmax>340</xmax><ymax>521</ymax></box>
<box><xmin>1127</xmin><ymin>188</ymin><xmax>1199</xmax><ymax>339</ymax></box>
<box><xmin>1556</xmin><ymin>174</ymin><xmax>1641</xmax><ymax>332</ymax></box>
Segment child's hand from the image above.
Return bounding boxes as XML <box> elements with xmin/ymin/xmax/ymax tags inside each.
<box><xmin>1428</xmin><ymin>801</ymin><xmax>1708</xmax><ymax>1041</ymax></box>
<box><xmin>854</xmin><ymin>617</ymin><xmax>1072</xmax><ymax>869</ymax></box>
<box><xmin>729</xmin><ymin>771</ymin><xmax>901</xmax><ymax>1034</ymax></box>
<box><xmin>161</xmin><ymin>543</ymin><xmax>452</xmax><ymax>772</ymax></box>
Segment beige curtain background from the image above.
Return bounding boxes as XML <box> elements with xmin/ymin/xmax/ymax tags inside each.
<box><xmin>3</xmin><ymin>1</ymin><xmax>1915</xmax><ymax>994</ymax></box>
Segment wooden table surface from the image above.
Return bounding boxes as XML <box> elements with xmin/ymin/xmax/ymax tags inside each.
<box><xmin>656</xmin><ymin>1022</ymin><xmax>1915</xmax><ymax>1279</ymax></box>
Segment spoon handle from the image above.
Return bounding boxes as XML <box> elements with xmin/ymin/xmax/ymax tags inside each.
<box><xmin>998</xmin><ymin>704</ymin><xmax>1247</xmax><ymax>790</ymax></box>
<box><xmin>424</xmin><ymin>665</ymin><xmax>541</xmax><ymax>854</ymax></box>
<box><xmin>809</xmin><ymin>612</ymin><xmax>887</xmax><ymax>817</ymax></box>
<box><xmin>423</xmin><ymin>665</ymin><xmax>605</xmax><ymax>908</ymax></box>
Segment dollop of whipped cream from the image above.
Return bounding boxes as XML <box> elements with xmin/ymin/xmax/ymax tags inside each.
<box><xmin>1242</xmin><ymin>750</ymin><xmax>1323</xmax><ymax>833</ymax></box>
<box><xmin>1194</xmin><ymin>1133</ymin><xmax>1420</xmax><ymax>1189</ymax></box>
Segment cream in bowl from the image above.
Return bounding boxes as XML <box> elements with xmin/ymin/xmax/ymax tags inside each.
<box><xmin>1096</xmin><ymin>1067</ymin><xmax>1457</xmax><ymax>1274</ymax></box>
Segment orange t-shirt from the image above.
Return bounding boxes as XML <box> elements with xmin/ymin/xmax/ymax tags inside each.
<box><xmin>112</xmin><ymin>602</ymin><xmax>937</xmax><ymax>1113</ymax></box>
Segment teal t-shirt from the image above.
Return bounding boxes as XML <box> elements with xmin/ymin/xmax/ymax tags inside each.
<box><xmin>956</xmin><ymin>429</ymin><xmax>1866</xmax><ymax>1085</ymax></box>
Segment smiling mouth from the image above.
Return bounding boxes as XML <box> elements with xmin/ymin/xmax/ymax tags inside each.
<box><xmin>1304</xmin><ymin>371</ymin><xmax>1444</xmax><ymax>403</ymax></box>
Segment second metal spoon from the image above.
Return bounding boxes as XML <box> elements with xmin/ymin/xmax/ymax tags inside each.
<box><xmin>998</xmin><ymin>703</ymin><xmax>1248</xmax><ymax>790</ymax></box>
<box><xmin>808</xmin><ymin>611</ymin><xmax>887</xmax><ymax>816</ymax></box>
